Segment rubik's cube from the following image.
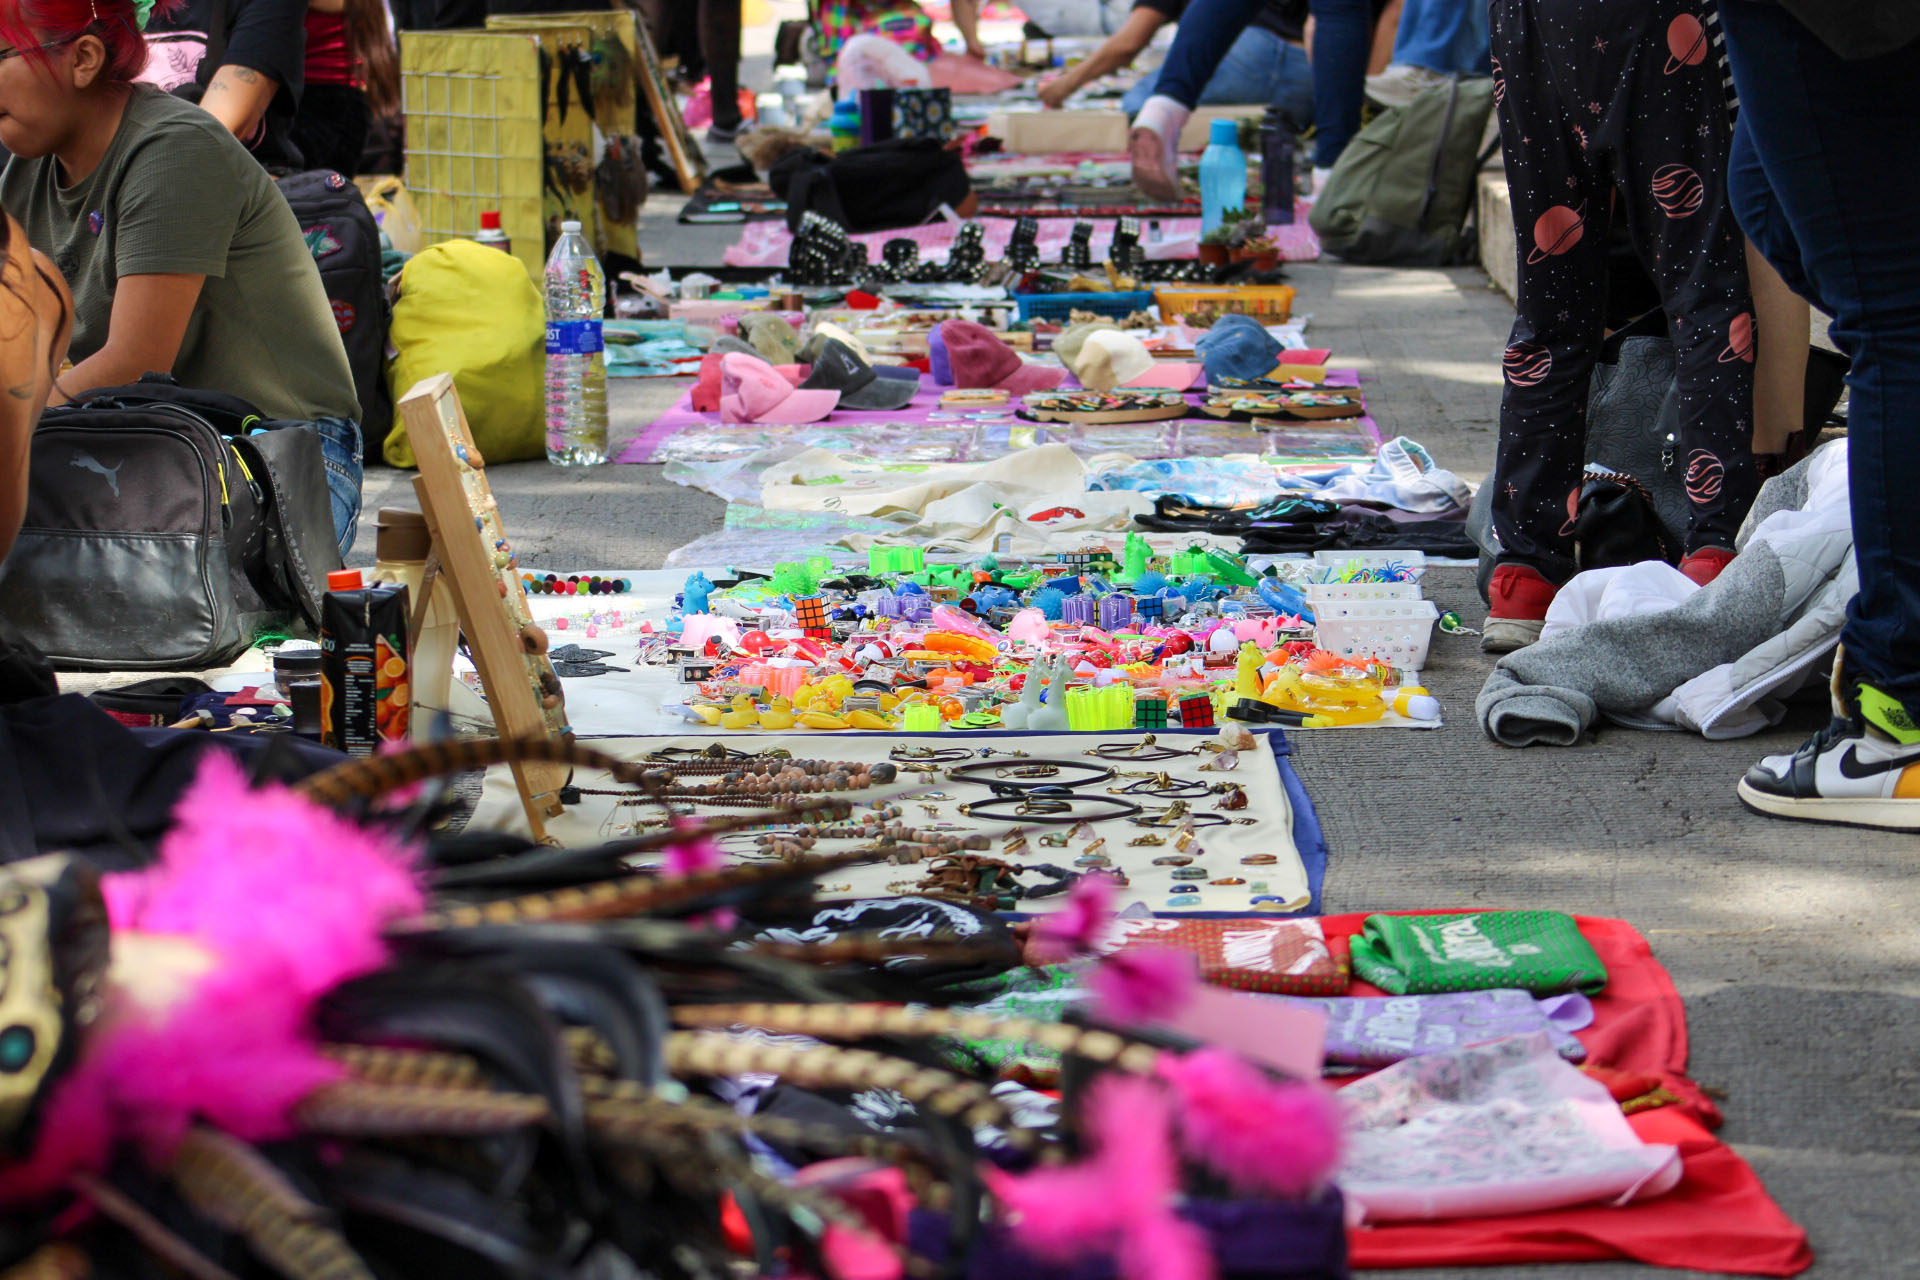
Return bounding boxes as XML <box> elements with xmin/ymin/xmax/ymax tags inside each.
<box><xmin>1136</xmin><ymin>596</ymin><xmax>1164</xmax><ymax>621</ymax></box>
<box><xmin>1134</xmin><ymin>694</ymin><xmax>1169</xmax><ymax>730</ymax></box>
<box><xmin>794</xmin><ymin>596</ymin><xmax>832</xmax><ymax>639</ymax></box>
<box><xmin>1176</xmin><ymin>691</ymin><xmax>1215</xmax><ymax>728</ymax></box>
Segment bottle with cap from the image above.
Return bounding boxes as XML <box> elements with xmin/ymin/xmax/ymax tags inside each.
<box><xmin>318</xmin><ymin>568</ymin><xmax>412</xmax><ymax>755</ymax></box>
<box><xmin>1198</xmin><ymin>117</ymin><xmax>1249</xmax><ymax>236</ymax></box>
<box><xmin>543</xmin><ymin>219</ymin><xmax>609</xmax><ymax>466</ymax></box>
<box><xmin>475</xmin><ymin>210</ymin><xmax>511</xmax><ymax>255</ymax></box>
<box><xmin>369</xmin><ymin>507</ymin><xmax>460</xmax><ymax>742</ymax></box>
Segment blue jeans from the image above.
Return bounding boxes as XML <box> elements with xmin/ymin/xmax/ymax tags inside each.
<box><xmin>1721</xmin><ymin>0</ymin><xmax>1920</xmax><ymax>714</ymax></box>
<box><xmin>311</xmin><ymin>416</ymin><xmax>364</xmax><ymax>558</ymax></box>
<box><xmin>1123</xmin><ymin>28</ymin><xmax>1316</xmax><ymax>128</ymax></box>
<box><xmin>1390</xmin><ymin>0</ymin><xmax>1490</xmax><ymax>74</ymax></box>
<box><xmin>1147</xmin><ymin>0</ymin><xmax>1369</xmax><ymax>168</ymax></box>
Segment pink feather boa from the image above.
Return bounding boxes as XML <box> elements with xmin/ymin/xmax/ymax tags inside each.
<box><xmin>0</xmin><ymin>753</ymin><xmax>425</xmax><ymax>1202</ymax></box>
<box><xmin>1156</xmin><ymin>1049</ymin><xmax>1344</xmax><ymax>1197</ymax></box>
<box><xmin>984</xmin><ymin>1074</ymin><xmax>1214</xmax><ymax>1280</ymax></box>
<box><xmin>1028</xmin><ymin>872</ymin><xmax>1116</xmax><ymax>965</ymax></box>
<box><xmin>1090</xmin><ymin>947</ymin><xmax>1198</xmax><ymax>1026</ymax></box>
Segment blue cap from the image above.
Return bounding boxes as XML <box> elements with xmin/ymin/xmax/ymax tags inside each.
<box><xmin>1209</xmin><ymin>118</ymin><xmax>1241</xmax><ymax>146</ymax></box>
<box><xmin>1195</xmin><ymin>314</ymin><xmax>1283</xmax><ymax>382</ymax></box>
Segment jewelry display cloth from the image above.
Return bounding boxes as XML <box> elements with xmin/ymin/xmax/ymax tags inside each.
<box><xmin>467</xmin><ymin>728</ymin><xmax>1318</xmax><ymax>916</ymax></box>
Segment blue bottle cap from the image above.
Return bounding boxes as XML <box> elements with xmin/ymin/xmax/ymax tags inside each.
<box><xmin>1209</xmin><ymin>118</ymin><xmax>1241</xmax><ymax>146</ymax></box>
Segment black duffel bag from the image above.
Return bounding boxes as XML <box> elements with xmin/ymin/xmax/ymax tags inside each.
<box><xmin>0</xmin><ymin>377</ymin><xmax>344</xmax><ymax>670</ymax></box>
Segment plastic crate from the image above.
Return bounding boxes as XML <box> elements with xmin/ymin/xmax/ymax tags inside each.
<box><xmin>1013</xmin><ymin>291</ymin><xmax>1155</xmax><ymax>324</ymax></box>
<box><xmin>1304</xmin><ymin>580</ymin><xmax>1424</xmax><ymax>606</ymax></box>
<box><xmin>1313</xmin><ymin>599</ymin><xmax>1439</xmax><ymax>669</ymax></box>
<box><xmin>1153</xmin><ymin>284</ymin><xmax>1297</xmax><ymax>322</ymax></box>
<box><xmin>1312</xmin><ymin>549</ymin><xmax>1429</xmax><ymax>582</ymax></box>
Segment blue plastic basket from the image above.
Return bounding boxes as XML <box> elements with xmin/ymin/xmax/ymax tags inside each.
<box><xmin>1012</xmin><ymin>291</ymin><xmax>1156</xmax><ymax>324</ymax></box>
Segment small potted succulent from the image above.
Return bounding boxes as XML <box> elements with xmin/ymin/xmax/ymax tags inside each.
<box><xmin>1198</xmin><ymin>222</ymin><xmax>1234</xmax><ymax>267</ymax></box>
<box><xmin>1204</xmin><ymin>207</ymin><xmax>1254</xmax><ymax>265</ymax></box>
<box><xmin>1242</xmin><ymin>234</ymin><xmax>1280</xmax><ymax>271</ymax></box>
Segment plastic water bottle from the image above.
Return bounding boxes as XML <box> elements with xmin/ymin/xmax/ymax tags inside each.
<box><xmin>544</xmin><ymin>220</ymin><xmax>608</xmax><ymax>466</ymax></box>
<box><xmin>1198</xmin><ymin>117</ymin><xmax>1248</xmax><ymax>236</ymax></box>
<box><xmin>1259</xmin><ymin>106</ymin><xmax>1296</xmax><ymax>226</ymax></box>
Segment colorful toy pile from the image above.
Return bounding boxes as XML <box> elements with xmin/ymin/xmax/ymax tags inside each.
<box><xmin>652</xmin><ymin>537</ymin><xmax>1438</xmax><ymax>732</ymax></box>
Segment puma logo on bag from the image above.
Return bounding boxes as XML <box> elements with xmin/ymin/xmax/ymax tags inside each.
<box><xmin>70</xmin><ymin>452</ymin><xmax>122</xmax><ymax>497</ymax></box>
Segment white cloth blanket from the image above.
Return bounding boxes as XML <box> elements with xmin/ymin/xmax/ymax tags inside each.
<box><xmin>1479</xmin><ymin>440</ymin><xmax>1854</xmax><ymax>743</ymax></box>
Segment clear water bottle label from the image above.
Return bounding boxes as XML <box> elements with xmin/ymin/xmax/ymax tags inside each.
<box><xmin>546</xmin><ymin>319</ymin><xmax>604</xmax><ymax>356</ymax></box>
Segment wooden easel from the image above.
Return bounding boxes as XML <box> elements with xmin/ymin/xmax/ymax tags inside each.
<box><xmin>634</xmin><ymin>13</ymin><xmax>706</xmax><ymax>194</ymax></box>
<box><xmin>399</xmin><ymin>374</ymin><xmax>570</xmax><ymax>841</ymax></box>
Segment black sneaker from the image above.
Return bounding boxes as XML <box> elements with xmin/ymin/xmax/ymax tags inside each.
<box><xmin>1738</xmin><ymin>688</ymin><xmax>1920</xmax><ymax>830</ymax></box>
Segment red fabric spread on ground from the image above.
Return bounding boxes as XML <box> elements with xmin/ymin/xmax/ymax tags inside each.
<box><xmin>1307</xmin><ymin>911</ymin><xmax>1811</xmax><ymax>1275</ymax></box>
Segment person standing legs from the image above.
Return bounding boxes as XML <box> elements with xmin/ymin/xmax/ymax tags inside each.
<box><xmin>1306</xmin><ymin>0</ymin><xmax>1374</xmax><ymax>178</ymax></box>
<box><xmin>1484</xmin><ymin>0</ymin><xmax>1756</xmax><ymax>652</ymax></box>
<box><xmin>699</xmin><ymin>0</ymin><xmax>746</xmax><ymax>143</ymax></box>
<box><xmin>1719</xmin><ymin>3</ymin><xmax>1920</xmax><ymax>827</ymax></box>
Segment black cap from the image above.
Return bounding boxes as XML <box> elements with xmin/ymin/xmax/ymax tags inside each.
<box><xmin>798</xmin><ymin>338</ymin><xmax>919</xmax><ymax>410</ymax></box>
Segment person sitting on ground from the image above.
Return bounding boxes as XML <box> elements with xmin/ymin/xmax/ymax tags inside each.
<box><xmin>1129</xmin><ymin>0</ymin><xmax>1378</xmax><ymax>199</ymax></box>
<box><xmin>1365</xmin><ymin>0</ymin><xmax>1491</xmax><ymax>107</ymax></box>
<box><xmin>0</xmin><ymin>214</ymin><xmax>71</xmax><ymax>568</ymax></box>
<box><xmin>817</xmin><ymin>0</ymin><xmax>986</xmax><ymax>63</ymax></box>
<box><xmin>0</xmin><ymin>0</ymin><xmax>367</xmax><ymax>555</ymax></box>
<box><xmin>1037</xmin><ymin>0</ymin><xmax>1314</xmax><ymax>135</ymax></box>
<box><xmin>138</xmin><ymin>0</ymin><xmax>309</xmax><ymax>168</ymax></box>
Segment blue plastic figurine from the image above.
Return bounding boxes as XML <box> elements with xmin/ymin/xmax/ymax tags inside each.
<box><xmin>682</xmin><ymin>571</ymin><xmax>713</xmax><ymax>615</ymax></box>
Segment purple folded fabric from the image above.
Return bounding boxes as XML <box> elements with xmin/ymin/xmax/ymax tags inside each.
<box><xmin>1289</xmin><ymin>988</ymin><xmax>1594</xmax><ymax>1067</ymax></box>
<box><xmin>909</xmin><ymin>1190</ymin><xmax>1349</xmax><ymax>1279</ymax></box>
<box><xmin>928</xmin><ymin>321</ymin><xmax>954</xmax><ymax>386</ymax></box>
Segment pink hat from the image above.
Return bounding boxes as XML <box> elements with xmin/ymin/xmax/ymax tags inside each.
<box><xmin>720</xmin><ymin>353</ymin><xmax>840</xmax><ymax>424</ymax></box>
<box><xmin>939</xmin><ymin>320</ymin><xmax>1065</xmax><ymax>394</ymax></box>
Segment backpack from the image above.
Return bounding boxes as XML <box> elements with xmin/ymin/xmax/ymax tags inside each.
<box><xmin>274</xmin><ymin>169</ymin><xmax>392</xmax><ymax>464</ymax></box>
<box><xmin>0</xmin><ymin>379</ymin><xmax>345</xmax><ymax>670</ymax></box>
<box><xmin>1309</xmin><ymin>75</ymin><xmax>1497</xmax><ymax>267</ymax></box>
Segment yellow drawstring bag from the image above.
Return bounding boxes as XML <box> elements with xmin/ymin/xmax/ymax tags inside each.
<box><xmin>384</xmin><ymin>240</ymin><xmax>543</xmax><ymax>467</ymax></box>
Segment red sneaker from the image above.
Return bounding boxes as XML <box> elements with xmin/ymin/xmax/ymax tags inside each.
<box><xmin>1129</xmin><ymin>126</ymin><xmax>1180</xmax><ymax>202</ymax></box>
<box><xmin>1483</xmin><ymin>563</ymin><xmax>1557</xmax><ymax>654</ymax></box>
<box><xmin>1678</xmin><ymin>547</ymin><xmax>1735</xmax><ymax>587</ymax></box>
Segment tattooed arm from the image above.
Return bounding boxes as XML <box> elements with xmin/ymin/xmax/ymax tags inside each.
<box><xmin>0</xmin><ymin>222</ymin><xmax>73</xmax><ymax>562</ymax></box>
<box><xmin>200</xmin><ymin>64</ymin><xmax>281</xmax><ymax>143</ymax></box>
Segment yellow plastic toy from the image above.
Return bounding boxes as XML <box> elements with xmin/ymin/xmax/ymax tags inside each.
<box><xmin>759</xmin><ymin>698</ymin><xmax>798</xmax><ymax>730</ymax></box>
<box><xmin>691</xmin><ymin>704</ymin><xmax>724</xmax><ymax>725</ymax></box>
<box><xmin>798</xmin><ymin>711</ymin><xmax>849</xmax><ymax>730</ymax></box>
<box><xmin>846</xmin><ymin>709</ymin><xmax>894</xmax><ymax>730</ymax></box>
<box><xmin>923</xmin><ymin>631</ymin><xmax>999</xmax><ymax>663</ymax></box>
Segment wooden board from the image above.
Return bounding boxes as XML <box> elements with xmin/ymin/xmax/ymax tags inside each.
<box><xmin>633</xmin><ymin>13</ymin><xmax>706</xmax><ymax>195</ymax></box>
<box><xmin>399</xmin><ymin>374</ymin><xmax>570</xmax><ymax>839</ymax></box>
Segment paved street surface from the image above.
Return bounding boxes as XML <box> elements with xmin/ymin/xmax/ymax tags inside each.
<box><xmin>361</xmin><ymin>245</ymin><xmax>1919</xmax><ymax>1276</ymax></box>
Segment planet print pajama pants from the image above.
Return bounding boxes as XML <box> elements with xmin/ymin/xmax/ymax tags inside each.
<box><xmin>1489</xmin><ymin>0</ymin><xmax>1756</xmax><ymax>581</ymax></box>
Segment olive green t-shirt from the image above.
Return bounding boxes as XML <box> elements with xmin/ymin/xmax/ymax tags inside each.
<box><xmin>0</xmin><ymin>85</ymin><xmax>359</xmax><ymax>424</ymax></box>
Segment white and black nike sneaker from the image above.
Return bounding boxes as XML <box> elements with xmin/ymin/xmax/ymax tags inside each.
<box><xmin>1738</xmin><ymin>713</ymin><xmax>1920</xmax><ymax>830</ymax></box>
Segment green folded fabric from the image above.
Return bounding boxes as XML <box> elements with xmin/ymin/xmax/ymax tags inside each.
<box><xmin>1350</xmin><ymin>911</ymin><xmax>1607</xmax><ymax>995</ymax></box>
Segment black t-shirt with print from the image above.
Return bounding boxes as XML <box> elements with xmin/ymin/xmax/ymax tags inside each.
<box><xmin>142</xmin><ymin>0</ymin><xmax>307</xmax><ymax>112</ymax></box>
<box><xmin>1133</xmin><ymin>0</ymin><xmax>1308</xmax><ymax>44</ymax></box>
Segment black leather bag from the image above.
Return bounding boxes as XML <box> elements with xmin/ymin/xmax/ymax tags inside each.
<box><xmin>0</xmin><ymin>379</ymin><xmax>343</xmax><ymax>670</ymax></box>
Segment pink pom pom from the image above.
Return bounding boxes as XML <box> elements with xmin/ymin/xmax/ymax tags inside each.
<box><xmin>555</xmin><ymin>618</ymin><xmax>569</xmax><ymax>630</ymax></box>
<box><xmin>1030</xmin><ymin>871</ymin><xmax>1118</xmax><ymax>964</ymax></box>
<box><xmin>1118</xmin><ymin>1208</ymin><xmax>1215</xmax><ymax>1280</ymax></box>
<box><xmin>1090</xmin><ymin>947</ymin><xmax>1198</xmax><ymax>1026</ymax></box>
<box><xmin>1157</xmin><ymin>1049</ymin><xmax>1344</xmax><ymax>1197</ymax></box>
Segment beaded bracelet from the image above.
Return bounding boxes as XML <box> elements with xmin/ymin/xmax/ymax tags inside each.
<box><xmin>522</xmin><ymin>573</ymin><xmax>633</xmax><ymax>596</ymax></box>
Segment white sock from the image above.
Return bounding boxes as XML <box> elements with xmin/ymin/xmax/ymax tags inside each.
<box><xmin>1133</xmin><ymin>94</ymin><xmax>1192</xmax><ymax>153</ymax></box>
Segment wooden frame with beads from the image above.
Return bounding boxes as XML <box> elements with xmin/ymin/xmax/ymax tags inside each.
<box><xmin>400</xmin><ymin>373</ymin><xmax>571</xmax><ymax>840</ymax></box>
